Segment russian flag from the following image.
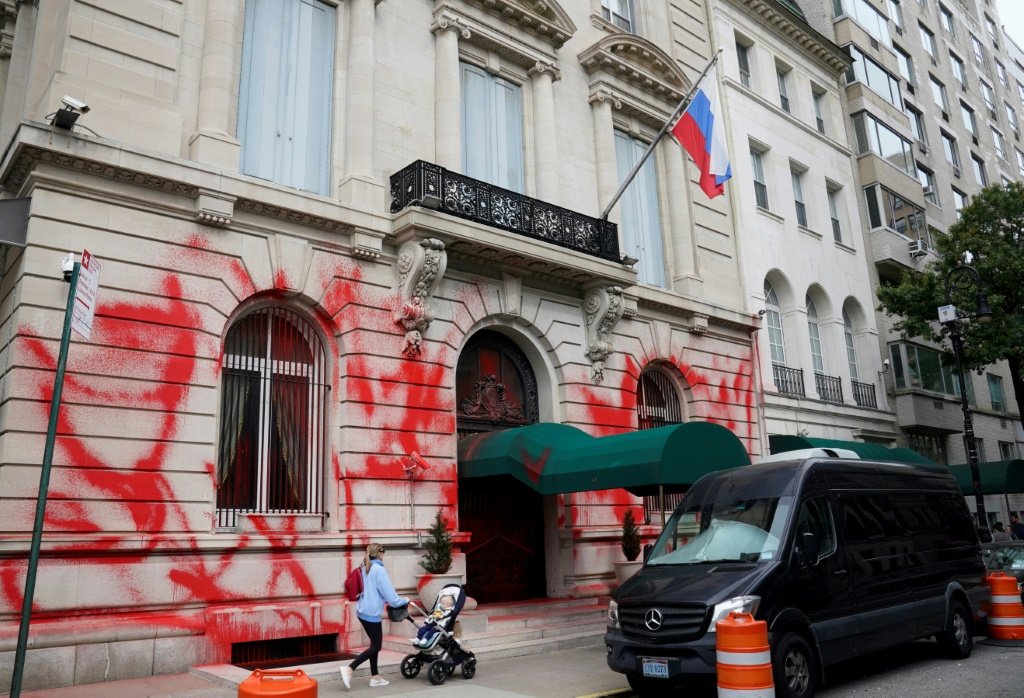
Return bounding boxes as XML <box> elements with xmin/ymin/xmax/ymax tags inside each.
<box><xmin>671</xmin><ymin>74</ymin><xmax>732</xmax><ymax>199</ymax></box>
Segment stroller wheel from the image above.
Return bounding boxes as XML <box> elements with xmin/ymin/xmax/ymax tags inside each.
<box><xmin>461</xmin><ymin>658</ymin><xmax>477</xmax><ymax>680</ymax></box>
<box><xmin>400</xmin><ymin>655</ymin><xmax>421</xmax><ymax>679</ymax></box>
<box><xmin>427</xmin><ymin>659</ymin><xmax>449</xmax><ymax>686</ymax></box>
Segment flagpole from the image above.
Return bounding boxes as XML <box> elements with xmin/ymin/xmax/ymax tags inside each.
<box><xmin>599</xmin><ymin>47</ymin><xmax>724</xmax><ymax>223</ymax></box>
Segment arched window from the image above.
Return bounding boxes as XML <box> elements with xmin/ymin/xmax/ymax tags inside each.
<box><xmin>844</xmin><ymin>311</ymin><xmax>860</xmax><ymax>380</ymax></box>
<box><xmin>807</xmin><ymin>295</ymin><xmax>824</xmax><ymax>372</ymax></box>
<box><xmin>456</xmin><ymin>330</ymin><xmax>538</xmax><ymax>439</ymax></box>
<box><xmin>636</xmin><ymin>368</ymin><xmax>683</xmax><ymax>430</ymax></box>
<box><xmin>216</xmin><ymin>306</ymin><xmax>328</xmax><ymax>528</ymax></box>
<box><xmin>764</xmin><ymin>281</ymin><xmax>786</xmax><ymax>364</ymax></box>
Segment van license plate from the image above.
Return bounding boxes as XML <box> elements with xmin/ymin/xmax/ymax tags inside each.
<box><xmin>641</xmin><ymin>658</ymin><xmax>669</xmax><ymax>678</ymax></box>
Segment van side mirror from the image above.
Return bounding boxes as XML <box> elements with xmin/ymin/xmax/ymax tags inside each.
<box><xmin>799</xmin><ymin>531</ymin><xmax>820</xmax><ymax>566</ymax></box>
<box><xmin>643</xmin><ymin>543</ymin><xmax>653</xmax><ymax>562</ymax></box>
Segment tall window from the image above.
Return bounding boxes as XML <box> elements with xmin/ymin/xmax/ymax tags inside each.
<box><xmin>791</xmin><ymin>167</ymin><xmax>807</xmax><ymax>227</ymax></box>
<box><xmin>889</xmin><ymin>0</ymin><xmax>904</xmax><ymax>32</ymax></box>
<box><xmin>971</xmin><ymin>154</ymin><xmax>987</xmax><ymax>186</ymax></box>
<box><xmin>813</xmin><ymin>89</ymin><xmax>826</xmax><ymax>133</ymax></box>
<box><xmin>828</xmin><ymin>186</ymin><xmax>843</xmax><ymax>242</ymax></box>
<box><xmin>216</xmin><ymin>306</ymin><xmax>328</xmax><ymax>528</ymax></box>
<box><xmin>960</xmin><ymin>102</ymin><xmax>977</xmax><ymax>137</ymax></box>
<box><xmin>993</xmin><ymin>129</ymin><xmax>1006</xmax><ymax>160</ymax></box>
<box><xmin>918</xmin><ymin>165</ymin><xmax>938</xmax><ymax>204</ymax></box>
<box><xmin>736</xmin><ymin>40</ymin><xmax>752</xmax><ymax>88</ymax></box>
<box><xmin>843</xmin><ymin>311</ymin><xmax>859</xmax><ymax>380</ymax></box>
<box><xmin>950</xmin><ymin>52</ymin><xmax>967</xmax><ymax>88</ymax></box>
<box><xmin>981</xmin><ymin>80</ymin><xmax>996</xmax><ymax>111</ymax></box>
<box><xmin>852</xmin><ymin>112</ymin><xmax>917</xmax><ymax>176</ymax></box>
<box><xmin>941</xmin><ymin>131</ymin><xmax>961</xmax><ymax>170</ymax></box>
<box><xmin>237</xmin><ymin>0</ymin><xmax>336</xmax><ymax>195</ymax></box>
<box><xmin>894</xmin><ymin>45</ymin><xmax>915</xmax><ymax>87</ymax></box>
<box><xmin>764</xmin><ymin>282</ymin><xmax>786</xmax><ymax>364</ymax></box>
<box><xmin>951</xmin><ymin>187</ymin><xmax>967</xmax><ymax>216</ymax></box>
<box><xmin>834</xmin><ymin>0</ymin><xmax>891</xmax><ymax>46</ymax></box>
<box><xmin>930</xmin><ymin>76</ymin><xmax>948</xmax><ymax>112</ymax></box>
<box><xmin>1016</xmin><ymin>148</ymin><xmax>1024</xmax><ymax>176</ymax></box>
<box><xmin>751</xmin><ymin>146</ymin><xmax>770</xmax><ymax>209</ymax></box>
<box><xmin>806</xmin><ymin>296</ymin><xmax>825</xmax><ymax>373</ymax></box>
<box><xmin>971</xmin><ymin>34</ymin><xmax>985</xmax><ymax>65</ymax></box>
<box><xmin>1007</xmin><ymin>104</ymin><xmax>1020</xmax><ymax>134</ymax></box>
<box><xmin>777</xmin><ymin>66</ymin><xmax>791</xmax><ymax>112</ymax></box>
<box><xmin>907</xmin><ymin>105</ymin><xmax>926</xmax><ymax>146</ymax></box>
<box><xmin>999</xmin><ymin>441</ymin><xmax>1018</xmax><ymax>460</ymax></box>
<box><xmin>462</xmin><ymin>63</ymin><xmax>524</xmax><ymax>192</ymax></box>
<box><xmin>615</xmin><ymin>130</ymin><xmax>665</xmax><ymax>287</ymax></box>
<box><xmin>846</xmin><ymin>45</ymin><xmax>903</xmax><ymax>108</ymax></box>
<box><xmin>996</xmin><ymin>61</ymin><xmax>1008</xmax><ymax>87</ymax></box>
<box><xmin>637</xmin><ymin>368</ymin><xmax>683</xmax><ymax>430</ymax></box>
<box><xmin>919</xmin><ymin>24</ymin><xmax>937</xmax><ymax>60</ymax></box>
<box><xmin>602</xmin><ymin>0</ymin><xmax>635</xmax><ymax>32</ymax></box>
<box><xmin>938</xmin><ymin>5</ymin><xmax>955</xmax><ymax>37</ymax></box>
<box><xmin>988</xmin><ymin>374</ymin><xmax>1005</xmax><ymax>412</ymax></box>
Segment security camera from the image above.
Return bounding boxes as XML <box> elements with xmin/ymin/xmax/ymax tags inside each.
<box><xmin>883</xmin><ymin>358</ymin><xmax>890</xmax><ymax>368</ymax></box>
<box><xmin>408</xmin><ymin>452</ymin><xmax>430</xmax><ymax>471</ymax></box>
<box><xmin>61</xmin><ymin>95</ymin><xmax>90</xmax><ymax>113</ymax></box>
<box><xmin>61</xmin><ymin>252</ymin><xmax>75</xmax><ymax>282</ymax></box>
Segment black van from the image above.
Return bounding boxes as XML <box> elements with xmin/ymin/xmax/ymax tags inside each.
<box><xmin>604</xmin><ymin>455</ymin><xmax>989</xmax><ymax>698</ymax></box>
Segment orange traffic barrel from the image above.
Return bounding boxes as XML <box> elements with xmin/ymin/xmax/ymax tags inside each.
<box><xmin>987</xmin><ymin>572</ymin><xmax>1024</xmax><ymax>641</ymax></box>
<box><xmin>238</xmin><ymin>669</ymin><xmax>318</xmax><ymax>698</ymax></box>
<box><xmin>716</xmin><ymin>611</ymin><xmax>775</xmax><ymax>697</ymax></box>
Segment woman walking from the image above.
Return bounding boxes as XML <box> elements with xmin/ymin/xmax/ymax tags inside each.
<box><xmin>341</xmin><ymin>543</ymin><xmax>408</xmax><ymax>689</ymax></box>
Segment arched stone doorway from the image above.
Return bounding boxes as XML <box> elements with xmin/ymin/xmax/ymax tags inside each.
<box><xmin>456</xmin><ymin>330</ymin><xmax>545</xmax><ymax>602</ymax></box>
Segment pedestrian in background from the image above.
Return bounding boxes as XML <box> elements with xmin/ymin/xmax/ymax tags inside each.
<box><xmin>992</xmin><ymin>522</ymin><xmax>1012</xmax><ymax>541</ymax></box>
<box><xmin>1010</xmin><ymin>513</ymin><xmax>1024</xmax><ymax>540</ymax></box>
<box><xmin>340</xmin><ymin>543</ymin><xmax>408</xmax><ymax>690</ymax></box>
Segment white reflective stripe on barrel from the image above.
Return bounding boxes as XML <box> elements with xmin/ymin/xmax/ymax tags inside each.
<box><xmin>991</xmin><ymin>594</ymin><xmax>1022</xmax><ymax>604</ymax></box>
<box><xmin>989</xmin><ymin>616</ymin><xmax>1024</xmax><ymax>625</ymax></box>
<box><xmin>717</xmin><ymin>687</ymin><xmax>775</xmax><ymax>698</ymax></box>
<box><xmin>717</xmin><ymin>650</ymin><xmax>772</xmax><ymax>665</ymax></box>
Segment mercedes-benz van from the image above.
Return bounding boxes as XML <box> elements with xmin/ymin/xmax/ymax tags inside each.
<box><xmin>604</xmin><ymin>455</ymin><xmax>988</xmax><ymax>698</ymax></box>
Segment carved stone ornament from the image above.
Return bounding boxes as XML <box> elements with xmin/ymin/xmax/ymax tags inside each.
<box><xmin>583</xmin><ymin>286</ymin><xmax>624</xmax><ymax>383</ymax></box>
<box><xmin>461</xmin><ymin>374</ymin><xmax>525</xmax><ymax>422</ymax></box>
<box><xmin>395</xmin><ymin>237</ymin><xmax>447</xmax><ymax>357</ymax></box>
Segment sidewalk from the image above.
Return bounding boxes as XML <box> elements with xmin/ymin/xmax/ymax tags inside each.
<box><xmin>13</xmin><ymin>645</ymin><xmax>631</xmax><ymax>698</ymax></box>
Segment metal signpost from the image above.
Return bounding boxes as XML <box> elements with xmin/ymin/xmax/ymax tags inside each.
<box><xmin>10</xmin><ymin>251</ymin><xmax>100</xmax><ymax>697</ymax></box>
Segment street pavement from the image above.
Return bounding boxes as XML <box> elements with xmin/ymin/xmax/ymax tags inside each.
<box><xmin>11</xmin><ymin>637</ymin><xmax>1024</xmax><ymax>697</ymax></box>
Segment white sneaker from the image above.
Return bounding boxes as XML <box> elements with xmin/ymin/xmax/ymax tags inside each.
<box><xmin>369</xmin><ymin>677</ymin><xmax>390</xmax><ymax>687</ymax></box>
<box><xmin>340</xmin><ymin>665</ymin><xmax>353</xmax><ymax>689</ymax></box>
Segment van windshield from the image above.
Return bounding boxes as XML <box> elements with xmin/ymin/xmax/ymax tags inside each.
<box><xmin>647</xmin><ymin>495</ymin><xmax>794</xmax><ymax>565</ymax></box>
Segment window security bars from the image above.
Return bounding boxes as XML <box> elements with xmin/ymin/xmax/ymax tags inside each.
<box><xmin>851</xmin><ymin>380</ymin><xmax>878</xmax><ymax>408</ymax></box>
<box><xmin>815</xmin><ymin>372</ymin><xmax>844</xmax><ymax>403</ymax></box>
<box><xmin>773</xmin><ymin>363</ymin><xmax>806</xmax><ymax>397</ymax></box>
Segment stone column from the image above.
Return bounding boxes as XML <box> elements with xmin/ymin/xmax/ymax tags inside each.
<box><xmin>589</xmin><ymin>90</ymin><xmax>619</xmax><ymax>221</ymax></box>
<box><xmin>188</xmin><ymin>0</ymin><xmax>243</xmax><ymax>168</ymax></box>
<box><xmin>339</xmin><ymin>0</ymin><xmax>383</xmax><ymax>206</ymax></box>
<box><xmin>0</xmin><ymin>0</ymin><xmax>36</xmax><ymax>147</ymax></box>
<box><xmin>530</xmin><ymin>61</ymin><xmax>560</xmax><ymax>203</ymax></box>
<box><xmin>663</xmin><ymin>138</ymin><xmax>702</xmax><ymax>296</ymax></box>
<box><xmin>432</xmin><ymin>14</ymin><xmax>468</xmax><ymax>172</ymax></box>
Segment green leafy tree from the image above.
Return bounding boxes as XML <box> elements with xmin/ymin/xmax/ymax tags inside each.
<box><xmin>420</xmin><ymin>510</ymin><xmax>453</xmax><ymax>574</ymax></box>
<box><xmin>621</xmin><ymin>508</ymin><xmax>641</xmax><ymax>562</ymax></box>
<box><xmin>876</xmin><ymin>182</ymin><xmax>1024</xmax><ymax>420</ymax></box>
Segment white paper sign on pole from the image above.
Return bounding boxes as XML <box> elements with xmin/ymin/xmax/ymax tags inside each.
<box><xmin>71</xmin><ymin>250</ymin><xmax>101</xmax><ymax>340</ymax></box>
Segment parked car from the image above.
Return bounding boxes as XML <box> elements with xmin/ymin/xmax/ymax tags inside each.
<box><xmin>982</xmin><ymin>540</ymin><xmax>1024</xmax><ymax>602</ymax></box>
<box><xmin>605</xmin><ymin>451</ymin><xmax>989</xmax><ymax>698</ymax></box>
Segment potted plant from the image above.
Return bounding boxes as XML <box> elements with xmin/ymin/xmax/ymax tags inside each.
<box><xmin>614</xmin><ymin>508</ymin><xmax>644</xmax><ymax>585</ymax></box>
<box><xmin>415</xmin><ymin>511</ymin><xmax>463</xmax><ymax>606</ymax></box>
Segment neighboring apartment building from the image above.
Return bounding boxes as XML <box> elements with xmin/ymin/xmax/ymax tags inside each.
<box><xmin>0</xmin><ymin>0</ymin><xmax>762</xmax><ymax>687</ymax></box>
<box><xmin>711</xmin><ymin>1</ymin><xmax>899</xmax><ymax>446</ymax></box>
<box><xmin>808</xmin><ymin>0</ymin><xmax>1024</xmax><ymax>525</ymax></box>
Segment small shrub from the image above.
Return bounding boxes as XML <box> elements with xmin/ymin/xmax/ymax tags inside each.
<box><xmin>621</xmin><ymin>509</ymin><xmax>641</xmax><ymax>562</ymax></box>
<box><xmin>420</xmin><ymin>510</ymin><xmax>453</xmax><ymax>574</ymax></box>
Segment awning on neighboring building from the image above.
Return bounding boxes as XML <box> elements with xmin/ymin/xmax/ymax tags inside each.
<box><xmin>949</xmin><ymin>460</ymin><xmax>1024</xmax><ymax>495</ymax></box>
<box><xmin>769</xmin><ymin>434</ymin><xmax>936</xmax><ymax>466</ymax></box>
<box><xmin>457</xmin><ymin>421</ymin><xmax>751</xmax><ymax>496</ymax></box>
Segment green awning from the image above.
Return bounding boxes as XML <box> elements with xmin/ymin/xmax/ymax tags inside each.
<box><xmin>769</xmin><ymin>434</ymin><xmax>936</xmax><ymax>466</ymax></box>
<box><xmin>457</xmin><ymin>422</ymin><xmax>751</xmax><ymax>496</ymax></box>
<box><xmin>949</xmin><ymin>460</ymin><xmax>1024</xmax><ymax>495</ymax></box>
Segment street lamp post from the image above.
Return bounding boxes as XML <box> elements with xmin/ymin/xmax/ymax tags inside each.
<box><xmin>937</xmin><ymin>264</ymin><xmax>992</xmax><ymax>539</ymax></box>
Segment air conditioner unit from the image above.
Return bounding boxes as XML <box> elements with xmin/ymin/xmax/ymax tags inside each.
<box><xmin>923</xmin><ymin>185</ymin><xmax>934</xmax><ymax>197</ymax></box>
<box><xmin>952</xmin><ymin>165</ymin><xmax>962</xmax><ymax>178</ymax></box>
<box><xmin>908</xmin><ymin>239</ymin><xmax>929</xmax><ymax>257</ymax></box>
<box><xmin>917</xmin><ymin>140</ymin><xmax>928</xmax><ymax>154</ymax></box>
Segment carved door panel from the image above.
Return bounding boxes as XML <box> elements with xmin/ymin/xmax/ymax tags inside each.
<box><xmin>459</xmin><ymin>475</ymin><xmax>545</xmax><ymax>603</ymax></box>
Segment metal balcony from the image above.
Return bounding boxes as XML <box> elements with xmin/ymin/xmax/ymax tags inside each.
<box><xmin>815</xmin><ymin>372</ymin><xmax>844</xmax><ymax>404</ymax></box>
<box><xmin>772</xmin><ymin>364</ymin><xmax>806</xmax><ymax>398</ymax></box>
<box><xmin>390</xmin><ymin>160</ymin><xmax>620</xmax><ymax>263</ymax></box>
<box><xmin>851</xmin><ymin>379</ymin><xmax>878</xmax><ymax>408</ymax></box>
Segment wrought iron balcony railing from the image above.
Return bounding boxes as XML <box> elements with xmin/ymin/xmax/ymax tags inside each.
<box><xmin>772</xmin><ymin>363</ymin><xmax>805</xmax><ymax>397</ymax></box>
<box><xmin>815</xmin><ymin>372</ymin><xmax>844</xmax><ymax>404</ymax></box>
<box><xmin>851</xmin><ymin>379</ymin><xmax>878</xmax><ymax>408</ymax></box>
<box><xmin>390</xmin><ymin>160</ymin><xmax>621</xmax><ymax>263</ymax></box>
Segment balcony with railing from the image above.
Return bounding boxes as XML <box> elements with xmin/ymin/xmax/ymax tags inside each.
<box><xmin>390</xmin><ymin>160</ymin><xmax>621</xmax><ymax>263</ymax></box>
<box><xmin>815</xmin><ymin>372</ymin><xmax>844</xmax><ymax>403</ymax></box>
<box><xmin>772</xmin><ymin>364</ymin><xmax>806</xmax><ymax>397</ymax></box>
<box><xmin>851</xmin><ymin>379</ymin><xmax>878</xmax><ymax>408</ymax></box>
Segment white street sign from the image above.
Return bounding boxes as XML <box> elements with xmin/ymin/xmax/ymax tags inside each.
<box><xmin>71</xmin><ymin>250</ymin><xmax>101</xmax><ymax>340</ymax></box>
<box><xmin>937</xmin><ymin>304</ymin><xmax>957</xmax><ymax>324</ymax></box>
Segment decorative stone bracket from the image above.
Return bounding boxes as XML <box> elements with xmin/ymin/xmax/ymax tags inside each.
<box><xmin>395</xmin><ymin>237</ymin><xmax>447</xmax><ymax>357</ymax></box>
<box><xmin>194</xmin><ymin>189</ymin><xmax>235</xmax><ymax>227</ymax></box>
<box><xmin>583</xmin><ymin>285</ymin><xmax>624</xmax><ymax>384</ymax></box>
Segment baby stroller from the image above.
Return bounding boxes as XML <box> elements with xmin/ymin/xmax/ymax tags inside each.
<box><xmin>392</xmin><ymin>583</ymin><xmax>477</xmax><ymax>686</ymax></box>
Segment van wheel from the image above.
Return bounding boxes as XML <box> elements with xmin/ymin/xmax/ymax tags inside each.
<box><xmin>773</xmin><ymin>632</ymin><xmax>817</xmax><ymax>698</ymax></box>
<box><xmin>938</xmin><ymin>600</ymin><xmax>973</xmax><ymax>659</ymax></box>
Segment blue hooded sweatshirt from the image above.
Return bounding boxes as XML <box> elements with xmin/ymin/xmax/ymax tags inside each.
<box><xmin>355</xmin><ymin>559</ymin><xmax>407</xmax><ymax>624</ymax></box>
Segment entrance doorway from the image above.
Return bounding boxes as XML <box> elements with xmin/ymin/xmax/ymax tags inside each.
<box><xmin>456</xmin><ymin>330</ymin><xmax>544</xmax><ymax>602</ymax></box>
